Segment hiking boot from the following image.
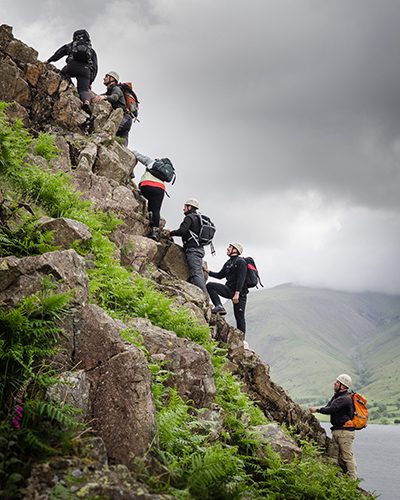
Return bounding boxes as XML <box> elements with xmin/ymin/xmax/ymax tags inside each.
<box><xmin>211</xmin><ymin>305</ymin><xmax>227</xmax><ymax>315</ymax></box>
<box><xmin>82</xmin><ymin>101</ymin><xmax>92</xmax><ymax>115</ymax></box>
<box><xmin>243</xmin><ymin>340</ymin><xmax>249</xmax><ymax>350</ymax></box>
<box><xmin>149</xmin><ymin>227</ymin><xmax>160</xmax><ymax>241</ymax></box>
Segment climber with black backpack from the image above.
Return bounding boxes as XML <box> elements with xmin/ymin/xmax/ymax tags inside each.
<box><xmin>165</xmin><ymin>199</ymin><xmax>214</xmax><ymax>293</ymax></box>
<box><xmin>205</xmin><ymin>242</ymin><xmax>249</xmax><ymax>335</ymax></box>
<box><xmin>132</xmin><ymin>150</ymin><xmax>174</xmax><ymax>241</ymax></box>
<box><xmin>93</xmin><ymin>71</ymin><xmax>133</xmax><ymax>146</ymax></box>
<box><xmin>47</xmin><ymin>29</ymin><xmax>98</xmax><ymax>114</ymax></box>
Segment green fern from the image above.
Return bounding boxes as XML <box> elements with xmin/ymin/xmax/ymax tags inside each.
<box><xmin>186</xmin><ymin>445</ymin><xmax>247</xmax><ymax>499</ymax></box>
<box><xmin>26</xmin><ymin>400</ymin><xmax>80</xmax><ymax>428</ymax></box>
<box><xmin>33</xmin><ymin>132</ymin><xmax>59</xmax><ymax>161</ymax></box>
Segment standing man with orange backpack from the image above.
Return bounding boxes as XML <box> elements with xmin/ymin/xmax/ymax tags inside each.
<box><xmin>93</xmin><ymin>71</ymin><xmax>132</xmax><ymax>146</ymax></box>
<box><xmin>309</xmin><ymin>374</ymin><xmax>357</xmax><ymax>480</ymax></box>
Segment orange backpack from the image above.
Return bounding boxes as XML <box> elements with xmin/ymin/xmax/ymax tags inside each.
<box><xmin>117</xmin><ymin>82</ymin><xmax>139</xmax><ymax>119</ymax></box>
<box><xmin>344</xmin><ymin>392</ymin><xmax>369</xmax><ymax>430</ymax></box>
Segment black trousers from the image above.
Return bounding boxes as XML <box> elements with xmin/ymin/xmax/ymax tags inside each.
<box><xmin>206</xmin><ymin>282</ymin><xmax>247</xmax><ymax>334</ymax></box>
<box><xmin>61</xmin><ymin>60</ymin><xmax>91</xmax><ymax>102</ymax></box>
<box><xmin>117</xmin><ymin>114</ymin><xmax>133</xmax><ymax>146</ymax></box>
<box><xmin>139</xmin><ymin>185</ymin><xmax>165</xmax><ymax>228</ymax></box>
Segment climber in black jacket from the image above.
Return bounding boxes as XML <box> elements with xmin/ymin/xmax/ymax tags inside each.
<box><xmin>205</xmin><ymin>242</ymin><xmax>248</xmax><ymax>334</ymax></box>
<box><xmin>47</xmin><ymin>29</ymin><xmax>98</xmax><ymax>114</ymax></box>
<box><xmin>165</xmin><ymin>199</ymin><xmax>207</xmax><ymax>292</ymax></box>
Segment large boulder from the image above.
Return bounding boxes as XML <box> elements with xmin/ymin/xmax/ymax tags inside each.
<box><xmin>75</xmin><ymin>305</ymin><xmax>156</xmax><ymax>464</ymax></box>
<box><xmin>250</xmin><ymin>423</ymin><xmax>302</xmax><ymax>462</ymax></box>
<box><xmin>159</xmin><ymin>243</ymin><xmax>190</xmax><ymax>281</ymax></box>
<box><xmin>0</xmin><ymin>249</ymin><xmax>89</xmax><ymax>369</ymax></box>
<box><xmin>91</xmin><ymin>100</ymin><xmax>116</xmax><ymax>132</ymax></box>
<box><xmin>98</xmin><ymin>107</ymin><xmax>124</xmax><ymax>138</ymax></box>
<box><xmin>0</xmin><ymin>249</ymin><xmax>88</xmax><ymax>310</ymax></box>
<box><xmin>154</xmin><ymin>267</ymin><xmax>209</xmax><ymax>308</ymax></box>
<box><xmin>120</xmin><ymin>234</ymin><xmax>164</xmax><ymax>271</ymax></box>
<box><xmin>93</xmin><ymin>141</ymin><xmax>137</xmax><ymax>184</ymax></box>
<box><xmin>4</xmin><ymin>101</ymin><xmax>30</xmax><ymax>126</ymax></box>
<box><xmin>36</xmin><ymin>65</ymin><xmax>62</xmax><ymax>97</ymax></box>
<box><xmin>53</xmin><ymin>90</ymin><xmax>89</xmax><ymax>131</ymax></box>
<box><xmin>89</xmin><ymin>348</ymin><xmax>156</xmax><ymax>465</ymax></box>
<box><xmin>0</xmin><ymin>57</ymin><xmax>31</xmax><ymax>106</ymax></box>
<box><xmin>129</xmin><ymin>317</ymin><xmax>216</xmax><ymax>408</ymax></box>
<box><xmin>0</xmin><ymin>24</ymin><xmax>13</xmax><ymax>51</ymax></box>
<box><xmin>39</xmin><ymin>217</ymin><xmax>92</xmax><ymax>248</ymax></box>
<box><xmin>4</xmin><ymin>38</ymin><xmax>38</xmax><ymax>64</ymax></box>
<box><xmin>74</xmin><ymin>304</ymin><xmax>127</xmax><ymax>370</ymax></box>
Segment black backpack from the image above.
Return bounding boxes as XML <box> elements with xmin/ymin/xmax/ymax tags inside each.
<box><xmin>244</xmin><ymin>257</ymin><xmax>263</xmax><ymax>288</ymax></box>
<box><xmin>148</xmin><ymin>158</ymin><xmax>176</xmax><ymax>183</ymax></box>
<box><xmin>71</xmin><ymin>31</ymin><xmax>93</xmax><ymax>63</ymax></box>
<box><xmin>189</xmin><ymin>212</ymin><xmax>216</xmax><ymax>254</ymax></box>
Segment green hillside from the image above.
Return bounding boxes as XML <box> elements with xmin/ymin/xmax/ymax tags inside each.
<box><xmin>242</xmin><ymin>284</ymin><xmax>400</xmax><ymax>421</ymax></box>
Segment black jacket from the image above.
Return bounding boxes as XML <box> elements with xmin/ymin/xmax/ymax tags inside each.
<box><xmin>170</xmin><ymin>209</ymin><xmax>202</xmax><ymax>249</ymax></box>
<box><xmin>208</xmin><ymin>255</ymin><xmax>248</xmax><ymax>293</ymax></box>
<box><xmin>318</xmin><ymin>391</ymin><xmax>355</xmax><ymax>430</ymax></box>
<box><xmin>47</xmin><ymin>43</ymin><xmax>98</xmax><ymax>83</ymax></box>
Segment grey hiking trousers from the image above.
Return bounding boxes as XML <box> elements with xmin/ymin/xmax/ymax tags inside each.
<box><xmin>185</xmin><ymin>246</ymin><xmax>207</xmax><ymax>292</ymax></box>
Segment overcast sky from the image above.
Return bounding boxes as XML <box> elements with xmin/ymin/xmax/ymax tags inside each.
<box><xmin>2</xmin><ymin>0</ymin><xmax>400</xmax><ymax>294</ymax></box>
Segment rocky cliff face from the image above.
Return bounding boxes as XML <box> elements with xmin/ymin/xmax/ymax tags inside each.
<box><xmin>0</xmin><ymin>24</ymin><xmax>336</xmax><ymax>498</ymax></box>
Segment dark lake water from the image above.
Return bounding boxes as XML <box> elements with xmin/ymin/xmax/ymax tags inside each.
<box><xmin>321</xmin><ymin>423</ymin><xmax>400</xmax><ymax>499</ymax></box>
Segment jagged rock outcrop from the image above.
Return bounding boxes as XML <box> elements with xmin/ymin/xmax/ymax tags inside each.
<box><xmin>129</xmin><ymin>317</ymin><xmax>216</xmax><ymax>408</ymax></box>
<box><xmin>212</xmin><ymin>316</ymin><xmax>327</xmax><ymax>447</ymax></box>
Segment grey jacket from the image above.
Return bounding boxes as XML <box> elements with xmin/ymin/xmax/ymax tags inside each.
<box><xmin>104</xmin><ymin>84</ymin><xmax>126</xmax><ymax>110</ymax></box>
<box><xmin>133</xmin><ymin>151</ymin><xmax>154</xmax><ymax>168</ymax></box>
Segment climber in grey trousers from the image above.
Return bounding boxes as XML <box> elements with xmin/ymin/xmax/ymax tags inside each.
<box><xmin>165</xmin><ymin>199</ymin><xmax>207</xmax><ymax>293</ymax></box>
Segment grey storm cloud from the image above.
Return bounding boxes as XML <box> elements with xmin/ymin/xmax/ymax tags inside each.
<box><xmin>2</xmin><ymin>0</ymin><xmax>400</xmax><ymax>293</ymax></box>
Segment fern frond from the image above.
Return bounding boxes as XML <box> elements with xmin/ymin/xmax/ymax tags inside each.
<box><xmin>26</xmin><ymin>400</ymin><xmax>80</xmax><ymax>429</ymax></box>
<box><xmin>20</xmin><ymin>428</ymin><xmax>56</xmax><ymax>454</ymax></box>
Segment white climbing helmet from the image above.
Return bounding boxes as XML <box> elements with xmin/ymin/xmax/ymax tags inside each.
<box><xmin>336</xmin><ymin>373</ymin><xmax>352</xmax><ymax>388</ymax></box>
<box><xmin>229</xmin><ymin>242</ymin><xmax>243</xmax><ymax>255</ymax></box>
<box><xmin>106</xmin><ymin>71</ymin><xmax>120</xmax><ymax>82</ymax></box>
<box><xmin>184</xmin><ymin>198</ymin><xmax>199</xmax><ymax>209</ymax></box>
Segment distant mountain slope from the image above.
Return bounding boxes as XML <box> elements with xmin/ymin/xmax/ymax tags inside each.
<box><xmin>242</xmin><ymin>284</ymin><xmax>400</xmax><ymax>407</ymax></box>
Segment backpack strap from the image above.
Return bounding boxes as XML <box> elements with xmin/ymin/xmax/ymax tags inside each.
<box><xmin>210</xmin><ymin>241</ymin><xmax>216</xmax><ymax>256</ymax></box>
<box><xmin>187</xmin><ymin>212</ymin><xmax>201</xmax><ymax>246</ymax></box>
